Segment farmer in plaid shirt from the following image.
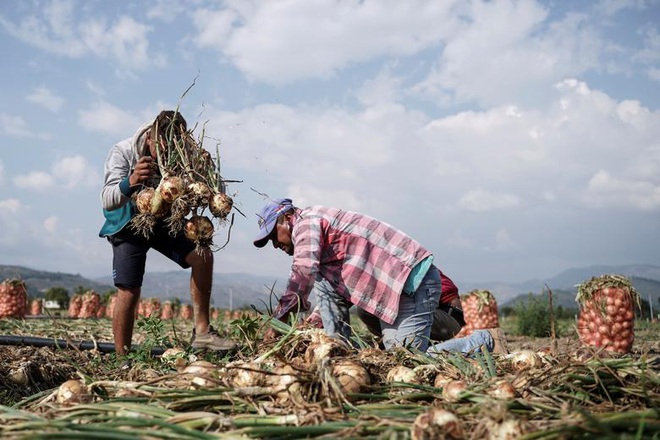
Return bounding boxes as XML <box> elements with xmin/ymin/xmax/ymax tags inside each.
<box><xmin>253</xmin><ymin>198</ymin><xmax>506</xmax><ymax>354</ymax></box>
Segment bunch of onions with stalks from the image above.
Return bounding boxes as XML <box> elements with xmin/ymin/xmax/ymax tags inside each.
<box><xmin>576</xmin><ymin>274</ymin><xmax>640</xmax><ymax>354</ymax></box>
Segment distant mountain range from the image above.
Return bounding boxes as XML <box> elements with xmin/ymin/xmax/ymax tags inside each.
<box><xmin>1</xmin><ymin>263</ymin><xmax>659</xmax><ymax>311</ymax></box>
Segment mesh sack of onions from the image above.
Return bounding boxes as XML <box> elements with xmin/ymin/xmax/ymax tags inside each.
<box><xmin>30</xmin><ymin>298</ymin><xmax>43</xmax><ymax>316</ymax></box>
<box><xmin>576</xmin><ymin>274</ymin><xmax>640</xmax><ymax>354</ymax></box>
<box><xmin>161</xmin><ymin>301</ymin><xmax>175</xmax><ymax>320</ymax></box>
<box><xmin>455</xmin><ymin>289</ymin><xmax>500</xmax><ymax>337</ymax></box>
<box><xmin>78</xmin><ymin>290</ymin><xmax>101</xmax><ymax>318</ymax></box>
<box><xmin>179</xmin><ymin>304</ymin><xmax>193</xmax><ymax>320</ymax></box>
<box><xmin>68</xmin><ymin>294</ymin><xmax>83</xmax><ymax>318</ymax></box>
<box><xmin>106</xmin><ymin>294</ymin><xmax>116</xmax><ymax>318</ymax></box>
<box><xmin>0</xmin><ymin>278</ymin><xmax>28</xmax><ymax>318</ymax></box>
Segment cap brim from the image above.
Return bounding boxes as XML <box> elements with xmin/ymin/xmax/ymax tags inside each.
<box><xmin>253</xmin><ymin>235</ymin><xmax>270</xmax><ymax>248</ymax></box>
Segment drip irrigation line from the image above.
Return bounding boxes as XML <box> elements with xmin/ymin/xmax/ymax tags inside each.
<box><xmin>0</xmin><ymin>335</ymin><xmax>166</xmax><ymax>356</ymax></box>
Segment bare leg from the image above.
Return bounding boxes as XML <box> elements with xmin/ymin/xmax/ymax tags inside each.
<box><xmin>186</xmin><ymin>248</ymin><xmax>213</xmax><ymax>335</ymax></box>
<box><xmin>113</xmin><ymin>287</ymin><xmax>141</xmax><ymax>355</ymax></box>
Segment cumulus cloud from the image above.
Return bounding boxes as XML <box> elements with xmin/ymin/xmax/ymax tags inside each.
<box><xmin>412</xmin><ymin>0</ymin><xmax>601</xmax><ymax>108</ymax></box>
<box><xmin>13</xmin><ymin>171</ymin><xmax>56</xmax><ymax>191</ymax></box>
<box><xmin>0</xmin><ymin>113</ymin><xmax>36</xmax><ymax>138</ymax></box>
<box><xmin>43</xmin><ymin>216</ymin><xmax>58</xmax><ymax>233</ymax></box>
<box><xmin>13</xmin><ymin>155</ymin><xmax>99</xmax><ymax>191</ymax></box>
<box><xmin>193</xmin><ymin>0</ymin><xmax>458</xmax><ymax>84</ymax></box>
<box><xmin>584</xmin><ymin>170</ymin><xmax>660</xmax><ymax>211</ymax></box>
<box><xmin>79</xmin><ymin>102</ymin><xmax>141</xmax><ymax>135</ymax></box>
<box><xmin>458</xmin><ymin>189</ymin><xmax>521</xmax><ymax>212</ymax></box>
<box><xmin>0</xmin><ymin>0</ymin><xmax>164</xmax><ymax>70</ymax></box>
<box><xmin>26</xmin><ymin>87</ymin><xmax>65</xmax><ymax>112</ymax></box>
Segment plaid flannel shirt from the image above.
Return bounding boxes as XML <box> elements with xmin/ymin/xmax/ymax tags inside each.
<box><xmin>273</xmin><ymin>206</ymin><xmax>432</xmax><ymax>324</ymax></box>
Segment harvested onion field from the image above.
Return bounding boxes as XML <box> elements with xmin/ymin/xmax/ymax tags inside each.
<box><xmin>0</xmin><ymin>313</ymin><xmax>658</xmax><ymax>439</ymax></box>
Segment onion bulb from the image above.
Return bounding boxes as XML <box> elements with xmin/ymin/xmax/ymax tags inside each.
<box><xmin>56</xmin><ymin>379</ymin><xmax>91</xmax><ymax>404</ymax></box>
<box><xmin>442</xmin><ymin>379</ymin><xmax>467</xmax><ymax>402</ymax></box>
<box><xmin>184</xmin><ymin>215</ymin><xmax>214</xmax><ymax>248</ymax></box>
<box><xmin>187</xmin><ymin>181</ymin><xmax>211</xmax><ymax>208</ymax></box>
<box><xmin>510</xmin><ymin>350</ymin><xmax>542</xmax><ymax>371</ymax></box>
<box><xmin>228</xmin><ymin>361</ymin><xmax>267</xmax><ymax>387</ymax></box>
<box><xmin>209</xmin><ymin>192</ymin><xmax>233</xmax><ymax>219</ymax></box>
<box><xmin>386</xmin><ymin>365</ymin><xmax>419</xmax><ymax>384</ymax></box>
<box><xmin>411</xmin><ymin>408</ymin><xmax>463</xmax><ymax>440</ymax></box>
<box><xmin>332</xmin><ymin>360</ymin><xmax>371</xmax><ymax>395</ymax></box>
<box><xmin>159</xmin><ymin>175</ymin><xmax>184</xmax><ymax>204</ymax></box>
<box><xmin>269</xmin><ymin>364</ymin><xmax>302</xmax><ymax>403</ymax></box>
<box><xmin>488</xmin><ymin>379</ymin><xmax>516</xmax><ymax>400</ymax></box>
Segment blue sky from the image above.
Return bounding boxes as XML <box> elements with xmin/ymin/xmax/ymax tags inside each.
<box><xmin>0</xmin><ymin>0</ymin><xmax>658</xmax><ymax>288</ymax></box>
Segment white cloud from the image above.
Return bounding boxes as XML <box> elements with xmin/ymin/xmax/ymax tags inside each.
<box><xmin>14</xmin><ymin>171</ymin><xmax>56</xmax><ymax>191</ymax></box>
<box><xmin>26</xmin><ymin>87</ymin><xmax>65</xmax><ymax>112</ymax></box>
<box><xmin>52</xmin><ymin>155</ymin><xmax>100</xmax><ymax>189</ymax></box>
<box><xmin>458</xmin><ymin>189</ymin><xmax>521</xmax><ymax>212</ymax></box>
<box><xmin>584</xmin><ymin>170</ymin><xmax>660</xmax><ymax>211</ymax></box>
<box><xmin>43</xmin><ymin>216</ymin><xmax>58</xmax><ymax>232</ymax></box>
<box><xmin>0</xmin><ymin>199</ymin><xmax>26</xmax><ymax>246</ymax></box>
<box><xmin>193</xmin><ymin>0</ymin><xmax>458</xmax><ymax>84</ymax></box>
<box><xmin>413</xmin><ymin>0</ymin><xmax>601</xmax><ymax>108</ymax></box>
<box><xmin>0</xmin><ymin>113</ymin><xmax>36</xmax><ymax>138</ymax></box>
<box><xmin>0</xmin><ymin>199</ymin><xmax>22</xmax><ymax>214</ymax></box>
<box><xmin>13</xmin><ymin>155</ymin><xmax>99</xmax><ymax>192</ymax></box>
<box><xmin>0</xmin><ymin>1</ymin><xmax>164</xmax><ymax>70</ymax></box>
<box><xmin>79</xmin><ymin>102</ymin><xmax>140</xmax><ymax>135</ymax></box>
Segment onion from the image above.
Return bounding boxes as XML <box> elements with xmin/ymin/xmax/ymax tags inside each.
<box><xmin>159</xmin><ymin>175</ymin><xmax>184</xmax><ymax>204</ymax></box>
<box><xmin>386</xmin><ymin>365</ymin><xmax>419</xmax><ymax>384</ymax></box>
<box><xmin>488</xmin><ymin>379</ymin><xmax>516</xmax><ymax>400</ymax></box>
<box><xmin>510</xmin><ymin>350</ymin><xmax>542</xmax><ymax>371</ymax></box>
<box><xmin>269</xmin><ymin>364</ymin><xmax>302</xmax><ymax>403</ymax></box>
<box><xmin>304</xmin><ymin>337</ymin><xmax>347</xmax><ymax>365</ymax></box>
<box><xmin>433</xmin><ymin>372</ymin><xmax>453</xmax><ymax>389</ymax></box>
<box><xmin>187</xmin><ymin>181</ymin><xmax>211</xmax><ymax>207</ymax></box>
<box><xmin>411</xmin><ymin>408</ymin><xmax>463</xmax><ymax>440</ymax></box>
<box><xmin>184</xmin><ymin>215</ymin><xmax>214</xmax><ymax>247</ymax></box>
<box><xmin>442</xmin><ymin>380</ymin><xmax>467</xmax><ymax>402</ymax></box>
<box><xmin>209</xmin><ymin>192</ymin><xmax>233</xmax><ymax>219</ymax></box>
<box><xmin>228</xmin><ymin>361</ymin><xmax>266</xmax><ymax>387</ymax></box>
<box><xmin>182</xmin><ymin>360</ymin><xmax>220</xmax><ymax>389</ymax></box>
<box><xmin>161</xmin><ymin>348</ymin><xmax>187</xmax><ymax>369</ymax></box>
<box><xmin>332</xmin><ymin>360</ymin><xmax>371</xmax><ymax>395</ymax></box>
<box><xmin>56</xmin><ymin>379</ymin><xmax>91</xmax><ymax>404</ymax></box>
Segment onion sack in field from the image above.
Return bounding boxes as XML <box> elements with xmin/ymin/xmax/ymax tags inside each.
<box><xmin>130</xmin><ymin>116</ymin><xmax>237</xmax><ymax>252</ymax></box>
<box><xmin>576</xmin><ymin>274</ymin><xmax>641</xmax><ymax>354</ymax></box>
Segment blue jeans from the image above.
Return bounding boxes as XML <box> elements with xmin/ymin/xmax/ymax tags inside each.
<box><xmin>427</xmin><ymin>329</ymin><xmax>493</xmax><ymax>356</ymax></box>
<box><xmin>313</xmin><ymin>265</ymin><xmax>442</xmax><ymax>352</ymax></box>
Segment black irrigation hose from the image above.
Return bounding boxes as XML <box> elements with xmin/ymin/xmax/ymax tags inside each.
<box><xmin>0</xmin><ymin>335</ymin><xmax>167</xmax><ymax>356</ymax></box>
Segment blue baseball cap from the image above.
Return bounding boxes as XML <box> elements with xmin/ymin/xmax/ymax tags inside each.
<box><xmin>253</xmin><ymin>198</ymin><xmax>294</xmax><ymax>248</ymax></box>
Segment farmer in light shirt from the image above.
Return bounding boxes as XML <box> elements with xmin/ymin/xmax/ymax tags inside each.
<box><xmin>253</xmin><ymin>198</ymin><xmax>506</xmax><ymax>355</ymax></box>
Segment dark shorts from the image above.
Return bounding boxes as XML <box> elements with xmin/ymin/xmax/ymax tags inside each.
<box><xmin>107</xmin><ymin>221</ymin><xmax>196</xmax><ymax>289</ymax></box>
